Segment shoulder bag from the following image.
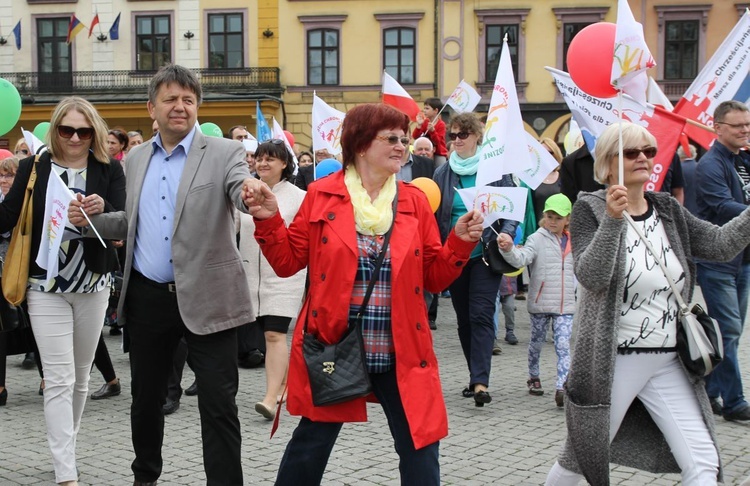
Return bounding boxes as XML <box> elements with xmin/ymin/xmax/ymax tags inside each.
<box><xmin>302</xmin><ymin>195</ymin><xmax>397</xmax><ymax>406</ymax></box>
<box><xmin>2</xmin><ymin>156</ymin><xmax>38</xmax><ymax>306</ymax></box>
<box><xmin>624</xmin><ymin>212</ymin><xmax>723</xmax><ymax>376</ymax></box>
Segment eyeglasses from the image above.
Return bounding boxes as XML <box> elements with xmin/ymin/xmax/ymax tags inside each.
<box><xmin>715</xmin><ymin>121</ymin><xmax>750</xmax><ymax>130</ymax></box>
<box><xmin>375</xmin><ymin>135</ymin><xmax>410</xmax><ymax>146</ymax></box>
<box><xmin>0</xmin><ymin>174</ymin><xmax>14</xmax><ymax>180</ymax></box>
<box><xmin>622</xmin><ymin>147</ymin><xmax>658</xmax><ymax>159</ymax></box>
<box><xmin>57</xmin><ymin>125</ymin><xmax>95</xmax><ymax>140</ymax></box>
<box><xmin>448</xmin><ymin>131</ymin><xmax>471</xmax><ymax>141</ymax></box>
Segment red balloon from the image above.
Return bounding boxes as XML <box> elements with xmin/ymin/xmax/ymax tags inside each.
<box><xmin>566</xmin><ymin>22</ymin><xmax>618</xmax><ymax>98</ymax></box>
<box><xmin>283</xmin><ymin>130</ymin><xmax>295</xmax><ymax>147</ymax></box>
<box><xmin>0</xmin><ymin>149</ymin><xmax>13</xmax><ymax>160</ymax></box>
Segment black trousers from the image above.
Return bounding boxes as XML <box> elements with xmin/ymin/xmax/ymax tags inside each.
<box><xmin>126</xmin><ymin>271</ymin><xmax>242</xmax><ymax>485</ymax></box>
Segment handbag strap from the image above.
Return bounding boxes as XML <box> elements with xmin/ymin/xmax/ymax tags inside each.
<box><xmin>623</xmin><ymin>211</ymin><xmax>690</xmax><ymax>315</ymax></box>
<box><xmin>303</xmin><ymin>189</ymin><xmax>399</xmax><ymax>333</ymax></box>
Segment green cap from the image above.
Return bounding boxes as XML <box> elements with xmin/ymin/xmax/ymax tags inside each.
<box><xmin>543</xmin><ymin>193</ymin><xmax>572</xmax><ymax>217</ymax></box>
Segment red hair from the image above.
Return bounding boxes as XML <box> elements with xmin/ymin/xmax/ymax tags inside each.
<box><xmin>341</xmin><ymin>104</ymin><xmax>410</xmax><ymax>168</ymax></box>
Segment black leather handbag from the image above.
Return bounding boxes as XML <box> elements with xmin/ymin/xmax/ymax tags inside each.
<box><xmin>0</xmin><ymin>271</ymin><xmax>30</xmax><ymax>333</ymax></box>
<box><xmin>482</xmin><ymin>236</ymin><xmax>519</xmax><ymax>276</ymax></box>
<box><xmin>303</xmin><ymin>196</ymin><xmax>397</xmax><ymax>407</ymax></box>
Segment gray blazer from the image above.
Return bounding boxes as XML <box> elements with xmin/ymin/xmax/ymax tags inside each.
<box><xmin>90</xmin><ymin>130</ymin><xmax>254</xmax><ymax>335</ymax></box>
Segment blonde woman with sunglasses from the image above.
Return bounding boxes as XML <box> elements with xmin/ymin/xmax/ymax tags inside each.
<box><xmin>0</xmin><ymin>97</ymin><xmax>125</xmax><ymax>485</ymax></box>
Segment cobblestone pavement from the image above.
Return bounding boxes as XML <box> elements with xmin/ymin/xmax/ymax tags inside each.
<box><xmin>2</xmin><ymin>293</ymin><xmax>750</xmax><ymax>485</ymax></box>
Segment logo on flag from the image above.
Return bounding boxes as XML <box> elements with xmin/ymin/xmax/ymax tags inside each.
<box><xmin>446</xmin><ymin>80</ymin><xmax>482</xmax><ymax>114</ymax></box>
<box><xmin>517</xmin><ymin>133</ymin><xmax>562</xmax><ymax>190</ymax></box>
<box><xmin>312</xmin><ymin>94</ymin><xmax>345</xmax><ymax>156</ymax></box>
<box><xmin>611</xmin><ymin>0</ymin><xmax>655</xmax><ymax>104</ymax></box>
<box><xmin>456</xmin><ymin>186</ymin><xmax>529</xmax><ymax>228</ymax></box>
<box><xmin>36</xmin><ymin>170</ymin><xmax>74</xmax><ymax>280</ymax></box>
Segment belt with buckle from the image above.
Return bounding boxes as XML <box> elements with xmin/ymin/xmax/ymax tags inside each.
<box><xmin>132</xmin><ymin>270</ymin><xmax>176</xmax><ymax>293</ymax></box>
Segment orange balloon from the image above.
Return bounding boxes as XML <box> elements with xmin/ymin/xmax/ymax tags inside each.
<box><xmin>410</xmin><ymin>177</ymin><xmax>441</xmax><ymax>213</ymax></box>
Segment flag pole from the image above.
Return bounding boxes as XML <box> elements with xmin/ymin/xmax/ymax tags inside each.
<box><xmin>618</xmin><ymin>90</ymin><xmax>624</xmax><ymax>187</ymax></box>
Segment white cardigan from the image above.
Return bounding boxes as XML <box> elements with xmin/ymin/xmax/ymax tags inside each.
<box><xmin>238</xmin><ymin>180</ymin><xmax>307</xmax><ymax>322</ymax></box>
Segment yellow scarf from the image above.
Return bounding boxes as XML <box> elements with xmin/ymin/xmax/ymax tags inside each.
<box><xmin>344</xmin><ymin>165</ymin><xmax>397</xmax><ymax>235</ymax></box>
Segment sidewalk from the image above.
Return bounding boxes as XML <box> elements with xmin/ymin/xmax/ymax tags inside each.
<box><xmin>1</xmin><ymin>294</ymin><xmax>749</xmax><ymax>485</ymax></box>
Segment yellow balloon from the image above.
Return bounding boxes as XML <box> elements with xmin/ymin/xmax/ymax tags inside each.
<box><xmin>410</xmin><ymin>177</ymin><xmax>441</xmax><ymax>213</ymax></box>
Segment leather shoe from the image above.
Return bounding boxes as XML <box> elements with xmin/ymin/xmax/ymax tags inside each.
<box><xmin>428</xmin><ymin>320</ymin><xmax>437</xmax><ymax>330</ymax></box>
<box><xmin>474</xmin><ymin>390</ymin><xmax>492</xmax><ymax>407</ymax></box>
<box><xmin>162</xmin><ymin>398</ymin><xmax>180</xmax><ymax>415</ymax></box>
<box><xmin>184</xmin><ymin>381</ymin><xmax>198</xmax><ymax>396</ymax></box>
<box><xmin>91</xmin><ymin>379</ymin><xmax>121</xmax><ymax>400</ymax></box>
<box><xmin>710</xmin><ymin>397</ymin><xmax>722</xmax><ymax>415</ymax></box>
<box><xmin>238</xmin><ymin>349</ymin><xmax>264</xmax><ymax>368</ymax></box>
<box><xmin>723</xmin><ymin>405</ymin><xmax>750</xmax><ymax>422</ymax></box>
<box><xmin>255</xmin><ymin>402</ymin><xmax>275</xmax><ymax>420</ymax></box>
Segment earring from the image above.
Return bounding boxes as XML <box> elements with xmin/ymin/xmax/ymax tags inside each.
<box><xmin>359</xmin><ymin>152</ymin><xmax>365</xmax><ymax>157</ymax></box>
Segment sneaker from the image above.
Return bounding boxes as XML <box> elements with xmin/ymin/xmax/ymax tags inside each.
<box><xmin>504</xmin><ymin>330</ymin><xmax>518</xmax><ymax>345</ymax></box>
<box><xmin>492</xmin><ymin>340</ymin><xmax>502</xmax><ymax>355</ymax></box>
<box><xmin>527</xmin><ymin>377</ymin><xmax>544</xmax><ymax>396</ymax></box>
<box><xmin>709</xmin><ymin>397</ymin><xmax>722</xmax><ymax>416</ymax></box>
<box><xmin>515</xmin><ymin>291</ymin><xmax>526</xmax><ymax>301</ymax></box>
<box><xmin>555</xmin><ymin>389</ymin><xmax>564</xmax><ymax>407</ymax></box>
<box><xmin>723</xmin><ymin>405</ymin><xmax>750</xmax><ymax>422</ymax></box>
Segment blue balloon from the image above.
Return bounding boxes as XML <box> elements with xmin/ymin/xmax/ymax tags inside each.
<box><xmin>315</xmin><ymin>158</ymin><xmax>342</xmax><ymax>179</ymax></box>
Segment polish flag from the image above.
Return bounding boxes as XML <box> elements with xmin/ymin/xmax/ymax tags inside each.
<box><xmin>382</xmin><ymin>71</ymin><xmax>421</xmax><ymax>121</ymax></box>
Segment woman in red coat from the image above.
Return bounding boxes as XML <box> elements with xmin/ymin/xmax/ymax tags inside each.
<box><xmin>243</xmin><ymin>103</ymin><xmax>484</xmax><ymax>485</ymax></box>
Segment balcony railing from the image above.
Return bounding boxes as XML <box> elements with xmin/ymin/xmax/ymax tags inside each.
<box><xmin>0</xmin><ymin>67</ymin><xmax>281</xmax><ymax>97</ymax></box>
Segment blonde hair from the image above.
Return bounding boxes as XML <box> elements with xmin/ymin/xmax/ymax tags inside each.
<box><xmin>539</xmin><ymin>211</ymin><xmax>571</xmax><ymax>231</ymax></box>
<box><xmin>14</xmin><ymin>138</ymin><xmax>29</xmax><ymax>155</ymax></box>
<box><xmin>47</xmin><ymin>97</ymin><xmax>110</xmax><ymax>164</ymax></box>
<box><xmin>0</xmin><ymin>157</ymin><xmax>19</xmax><ymax>175</ymax></box>
<box><xmin>593</xmin><ymin>122</ymin><xmax>656</xmax><ymax>184</ymax></box>
<box><xmin>539</xmin><ymin>137</ymin><xmax>563</xmax><ymax>164</ymax></box>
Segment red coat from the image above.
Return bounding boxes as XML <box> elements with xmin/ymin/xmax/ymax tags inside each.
<box><xmin>254</xmin><ymin>171</ymin><xmax>476</xmax><ymax>449</ymax></box>
<box><xmin>412</xmin><ymin>118</ymin><xmax>447</xmax><ymax>157</ymax></box>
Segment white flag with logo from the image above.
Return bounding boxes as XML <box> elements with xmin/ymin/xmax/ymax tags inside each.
<box><xmin>476</xmin><ymin>37</ymin><xmax>533</xmax><ymax>188</ymax></box>
<box><xmin>312</xmin><ymin>93</ymin><xmax>345</xmax><ymax>155</ymax></box>
<box><xmin>456</xmin><ymin>186</ymin><xmax>528</xmax><ymax>228</ymax></box>
<box><xmin>35</xmin><ymin>169</ymin><xmax>74</xmax><ymax>279</ymax></box>
<box><xmin>517</xmin><ymin>133</ymin><xmax>562</xmax><ymax>190</ymax></box>
<box><xmin>611</xmin><ymin>0</ymin><xmax>655</xmax><ymax>104</ymax></box>
<box><xmin>445</xmin><ymin>80</ymin><xmax>482</xmax><ymax>114</ymax></box>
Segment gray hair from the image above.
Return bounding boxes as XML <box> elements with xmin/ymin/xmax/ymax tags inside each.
<box><xmin>714</xmin><ymin>100</ymin><xmax>749</xmax><ymax>123</ymax></box>
<box><xmin>148</xmin><ymin>64</ymin><xmax>202</xmax><ymax>105</ymax></box>
<box><xmin>593</xmin><ymin>122</ymin><xmax>656</xmax><ymax>184</ymax></box>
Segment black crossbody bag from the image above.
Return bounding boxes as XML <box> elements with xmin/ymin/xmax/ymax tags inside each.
<box><xmin>302</xmin><ymin>195</ymin><xmax>397</xmax><ymax>406</ymax></box>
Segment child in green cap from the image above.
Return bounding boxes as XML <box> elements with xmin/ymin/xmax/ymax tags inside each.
<box><xmin>496</xmin><ymin>193</ymin><xmax>576</xmax><ymax>407</ymax></box>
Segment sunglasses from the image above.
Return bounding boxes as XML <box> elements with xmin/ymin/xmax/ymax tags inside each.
<box><xmin>376</xmin><ymin>135</ymin><xmax>410</xmax><ymax>146</ymax></box>
<box><xmin>448</xmin><ymin>131</ymin><xmax>471</xmax><ymax>141</ymax></box>
<box><xmin>58</xmin><ymin>125</ymin><xmax>95</xmax><ymax>140</ymax></box>
<box><xmin>622</xmin><ymin>147</ymin><xmax>657</xmax><ymax>159</ymax></box>
<box><xmin>15</xmin><ymin>149</ymin><xmax>29</xmax><ymax>156</ymax></box>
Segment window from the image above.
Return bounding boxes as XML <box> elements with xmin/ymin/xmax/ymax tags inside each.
<box><xmin>664</xmin><ymin>20</ymin><xmax>699</xmax><ymax>80</ymax></box>
<box><xmin>562</xmin><ymin>23</ymin><xmax>592</xmax><ymax>72</ymax></box>
<box><xmin>136</xmin><ymin>15</ymin><xmax>171</xmax><ymax>71</ymax></box>
<box><xmin>485</xmin><ymin>24</ymin><xmax>518</xmax><ymax>82</ymax></box>
<box><xmin>208</xmin><ymin>13</ymin><xmax>244</xmax><ymax>69</ymax></box>
<box><xmin>308</xmin><ymin>29</ymin><xmax>339</xmax><ymax>85</ymax></box>
<box><xmin>299</xmin><ymin>15</ymin><xmax>346</xmax><ymax>88</ymax></box>
<box><xmin>384</xmin><ymin>27</ymin><xmax>415</xmax><ymax>84</ymax></box>
<box><xmin>36</xmin><ymin>17</ymin><xmax>72</xmax><ymax>92</ymax></box>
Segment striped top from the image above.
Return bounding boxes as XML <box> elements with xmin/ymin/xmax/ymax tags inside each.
<box><xmin>28</xmin><ymin>162</ymin><xmax>109</xmax><ymax>294</ymax></box>
<box><xmin>350</xmin><ymin>233</ymin><xmax>394</xmax><ymax>373</ymax></box>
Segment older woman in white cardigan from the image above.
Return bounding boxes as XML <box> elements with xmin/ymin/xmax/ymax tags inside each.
<box><xmin>238</xmin><ymin>140</ymin><xmax>306</xmax><ymax>420</ymax></box>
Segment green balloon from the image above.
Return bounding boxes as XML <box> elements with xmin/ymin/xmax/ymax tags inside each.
<box><xmin>33</xmin><ymin>122</ymin><xmax>50</xmax><ymax>141</ymax></box>
<box><xmin>200</xmin><ymin>122</ymin><xmax>223</xmax><ymax>138</ymax></box>
<box><xmin>0</xmin><ymin>78</ymin><xmax>22</xmax><ymax>137</ymax></box>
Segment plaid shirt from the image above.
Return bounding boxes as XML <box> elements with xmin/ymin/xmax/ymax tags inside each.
<box><xmin>350</xmin><ymin>233</ymin><xmax>394</xmax><ymax>373</ymax></box>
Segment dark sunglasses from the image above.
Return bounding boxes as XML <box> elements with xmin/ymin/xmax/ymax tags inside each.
<box><xmin>622</xmin><ymin>147</ymin><xmax>657</xmax><ymax>160</ymax></box>
<box><xmin>448</xmin><ymin>131</ymin><xmax>471</xmax><ymax>141</ymax></box>
<box><xmin>376</xmin><ymin>135</ymin><xmax>410</xmax><ymax>146</ymax></box>
<box><xmin>15</xmin><ymin>149</ymin><xmax>29</xmax><ymax>156</ymax></box>
<box><xmin>58</xmin><ymin>125</ymin><xmax>95</xmax><ymax>140</ymax></box>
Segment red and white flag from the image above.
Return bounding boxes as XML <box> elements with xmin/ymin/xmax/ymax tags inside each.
<box><xmin>674</xmin><ymin>10</ymin><xmax>750</xmax><ymax>150</ymax></box>
<box><xmin>88</xmin><ymin>13</ymin><xmax>100</xmax><ymax>38</ymax></box>
<box><xmin>382</xmin><ymin>71</ymin><xmax>420</xmax><ymax>121</ymax></box>
<box><xmin>611</xmin><ymin>0</ymin><xmax>655</xmax><ymax>105</ymax></box>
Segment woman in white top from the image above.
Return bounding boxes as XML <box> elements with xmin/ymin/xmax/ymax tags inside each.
<box><xmin>238</xmin><ymin>140</ymin><xmax>306</xmax><ymax>420</ymax></box>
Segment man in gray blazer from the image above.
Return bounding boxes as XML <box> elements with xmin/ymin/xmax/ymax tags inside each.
<box><xmin>71</xmin><ymin>64</ymin><xmax>253</xmax><ymax>485</ymax></box>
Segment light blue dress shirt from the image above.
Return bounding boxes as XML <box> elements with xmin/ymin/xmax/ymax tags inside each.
<box><xmin>133</xmin><ymin>127</ymin><xmax>196</xmax><ymax>283</ymax></box>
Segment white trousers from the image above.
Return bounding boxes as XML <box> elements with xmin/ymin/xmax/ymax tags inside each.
<box><xmin>546</xmin><ymin>353</ymin><xmax>719</xmax><ymax>486</ymax></box>
<box><xmin>28</xmin><ymin>289</ymin><xmax>109</xmax><ymax>483</ymax></box>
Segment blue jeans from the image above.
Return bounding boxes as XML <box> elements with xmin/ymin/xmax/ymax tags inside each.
<box><xmin>696</xmin><ymin>263</ymin><xmax>750</xmax><ymax>414</ymax></box>
<box><xmin>275</xmin><ymin>369</ymin><xmax>440</xmax><ymax>486</ymax></box>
